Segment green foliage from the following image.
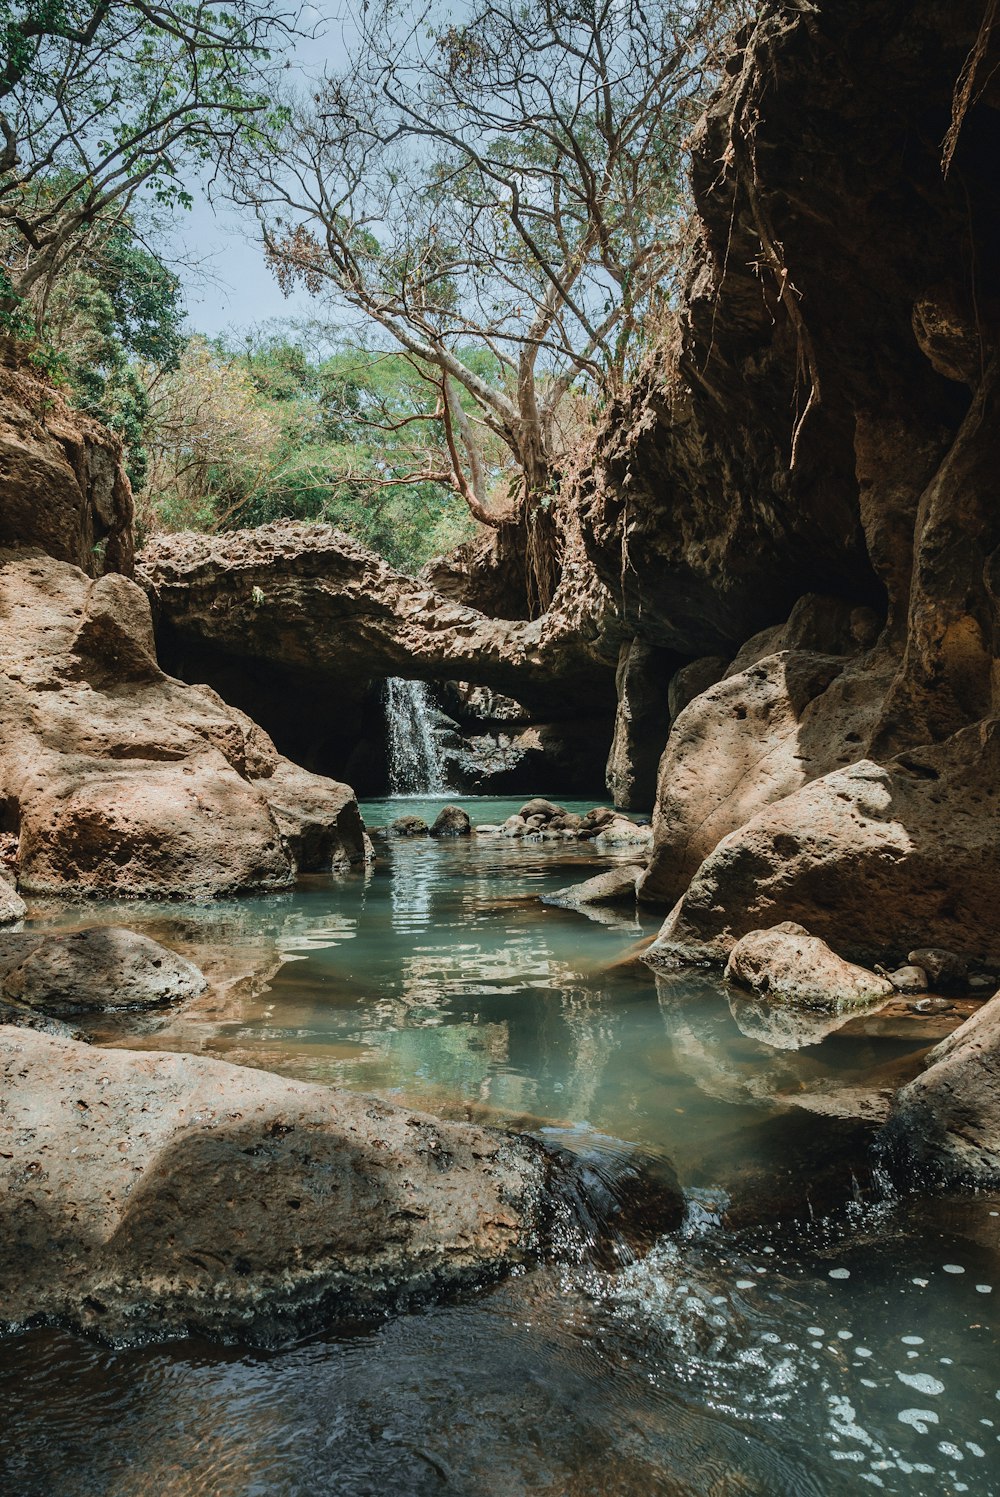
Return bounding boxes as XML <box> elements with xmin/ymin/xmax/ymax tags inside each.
<box><xmin>141</xmin><ymin>332</ymin><xmax>480</xmax><ymax>573</ymax></box>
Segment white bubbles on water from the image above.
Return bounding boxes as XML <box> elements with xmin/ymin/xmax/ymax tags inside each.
<box><xmin>966</xmin><ymin>1442</ymin><xmax>985</xmax><ymax>1458</ymax></box>
<box><xmin>829</xmin><ymin>1268</ymin><xmax>851</xmax><ymax>1280</ymax></box>
<box><xmin>898</xmin><ymin>1409</ymin><xmax>940</xmax><ymax>1434</ymax></box>
<box><xmin>897</xmin><ymin>1372</ymin><xmax>945</xmax><ymax>1396</ymax></box>
<box><xmin>911</xmin><ymin>1277</ymin><xmax>929</xmax><ymax>1287</ymax></box>
<box><xmin>975</xmin><ymin>1284</ymin><xmax>992</xmax><ymax>1294</ymax></box>
<box><xmin>901</xmin><ymin>1336</ymin><xmax>924</xmax><ymax>1345</ymax></box>
<box><xmin>856</xmin><ymin>1348</ymin><xmax>873</xmax><ymax>1358</ymax></box>
<box><xmin>808</xmin><ymin>1326</ymin><xmax>825</xmax><ymax>1337</ymax></box>
<box><xmin>942</xmin><ymin>1264</ymin><xmax>965</xmax><ymax>1275</ymax></box>
<box><xmin>938</xmin><ymin>1440</ymin><xmax>963</xmax><ymax>1459</ymax></box>
<box><xmin>734</xmin><ymin>1279</ymin><xmax>755</xmax><ymax>1290</ymax></box>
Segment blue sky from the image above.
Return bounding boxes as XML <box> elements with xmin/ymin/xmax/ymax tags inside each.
<box><xmin>164</xmin><ymin>5</ymin><xmax>353</xmax><ymax>340</ymax></box>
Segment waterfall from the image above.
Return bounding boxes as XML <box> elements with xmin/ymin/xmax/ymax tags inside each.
<box><xmin>383</xmin><ymin>678</ymin><xmax>447</xmax><ymax>794</ymax></box>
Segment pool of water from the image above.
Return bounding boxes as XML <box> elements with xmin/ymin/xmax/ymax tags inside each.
<box><xmin>1</xmin><ymin>802</ymin><xmax>998</xmax><ymax>1495</ymax></box>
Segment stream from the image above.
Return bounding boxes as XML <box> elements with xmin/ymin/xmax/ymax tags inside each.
<box><xmin>1</xmin><ymin>798</ymin><xmax>998</xmax><ymax>1496</ymax></box>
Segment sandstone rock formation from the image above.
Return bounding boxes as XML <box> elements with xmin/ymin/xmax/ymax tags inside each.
<box><xmin>572</xmin><ymin>1</ymin><xmax>1000</xmax><ymax>971</ymax></box>
<box><xmin>542</xmin><ymin>864</ymin><xmax>645</xmax><ymax>914</ymax></box>
<box><xmin>138</xmin><ymin>523</ymin><xmax>619</xmax><ymax>793</ymax></box>
<box><xmin>0</xmin><ymin>549</ymin><xmax>367</xmax><ymax>900</ymax></box>
<box><xmin>0</xmin><ymin>927</ymin><xmax>206</xmax><ymax>1017</ymax></box>
<box><xmin>725</xmin><ymin>923</ymin><xmax>894</xmax><ymax>1011</ymax></box>
<box><xmin>0</xmin><ymin>364</ymin><xmax>134</xmax><ymax>576</ymax></box>
<box><xmin>881</xmin><ymin>992</ymin><xmax>1000</xmax><ymax>1188</ymax></box>
<box><xmin>0</xmin><ymin>1026</ymin><xmax>554</xmax><ymax>1339</ymax></box>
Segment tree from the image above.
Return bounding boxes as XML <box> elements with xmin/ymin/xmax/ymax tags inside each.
<box><xmin>0</xmin><ymin>0</ymin><xmax>295</xmax><ymax>327</ymax></box>
<box><xmin>232</xmin><ymin>0</ymin><xmax>743</xmax><ymax>610</ymax></box>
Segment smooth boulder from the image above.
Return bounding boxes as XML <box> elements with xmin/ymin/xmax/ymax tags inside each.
<box><xmin>0</xmin><ymin>870</ymin><xmax>24</xmax><ymax>927</ymax></box>
<box><xmin>724</xmin><ymin>923</ymin><xmax>894</xmax><ymax>1010</ymax></box>
<box><xmin>0</xmin><ymin>927</ymin><xmax>206</xmax><ymax>1016</ymax></box>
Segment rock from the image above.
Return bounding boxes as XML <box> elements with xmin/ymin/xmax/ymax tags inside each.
<box><xmin>881</xmin><ymin>993</ymin><xmax>1000</xmax><ymax>1188</ymax></box>
<box><xmin>907</xmin><ymin>947</ymin><xmax>968</xmax><ymax>992</ymax></box>
<box><xmin>647</xmin><ymin>727</ymin><xmax>1000</xmax><ymax>968</ymax></box>
<box><xmin>387</xmin><ymin>815</ymin><xmax>428</xmax><ymax>837</ymax></box>
<box><xmin>667</xmin><ymin>656</ymin><xmax>728</xmax><ymax>722</ymax></box>
<box><xmin>0</xmin><ymin>551</ymin><xmax>368</xmax><ymax>900</ymax></box>
<box><xmin>542</xmin><ymin>865</ymin><xmax>645</xmax><ymax>912</ymax></box>
<box><xmin>429</xmin><ymin>805</ymin><xmax>471</xmax><ymax>837</ymax></box>
<box><xmin>593</xmin><ymin>818</ymin><xmax>654</xmax><ymax>849</ymax></box>
<box><xmin>887</xmin><ymin>965</ymin><xmax>928</xmax><ymax>995</ymax></box>
<box><xmin>724</xmin><ymin>923</ymin><xmax>895</xmax><ymax>1010</ymax></box>
<box><xmin>0</xmin><ymin>927</ymin><xmax>206</xmax><ymax>1016</ymax></box>
<box><xmin>0</xmin><ymin>870</ymin><xmax>24</xmax><ymax>927</ymax></box>
<box><xmin>908</xmin><ymin>997</ymin><xmax>953</xmax><ymax>1015</ymax></box>
<box><xmin>548</xmin><ymin>811</ymin><xmax>582</xmax><ymax>832</ymax></box>
<box><xmin>639</xmin><ymin>649</ymin><xmax>872</xmax><ymax>906</ymax></box>
<box><xmin>0</xmin><ymin>997</ymin><xmax>80</xmax><ymax>1039</ymax></box>
<box><xmin>475</xmin><ymin>823</ymin><xmax>502</xmax><ymax>834</ymax></box>
<box><xmin>501</xmin><ymin>814</ymin><xmax>527</xmax><ymax>837</ymax></box>
<box><xmin>0</xmin><ymin>1027</ymin><xmax>554</xmax><ymax>1340</ymax></box>
<box><xmin>968</xmin><ymin>974</ymin><xmax>997</xmax><ymax>994</ymax></box>
<box><xmin>577</xmin><ymin>807</ymin><xmax>617</xmax><ymax>838</ymax></box>
<box><xmin>605</xmin><ymin>638</ymin><xmax>672</xmax><ymax>810</ymax></box>
<box><xmin>0</xmin><ymin>364</ymin><xmax>134</xmax><ymax>577</ymax></box>
<box><xmin>138</xmin><ymin>523</ymin><xmax>619</xmax><ymax>793</ymax></box>
<box><xmin>518</xmin><ymin>798</ymin><xmax>565</xmax><ymax>821</ymax></box>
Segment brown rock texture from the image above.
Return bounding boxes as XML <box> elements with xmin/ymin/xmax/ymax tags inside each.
<box><xmin>0</xmin><ymin>1026</ymin><xmax>553</xmax><ymax>1339</ymax></box>
<box><xmin>571</xmin><ymin>0</ymin><xmax>1000</xmax><ymax>968</ymax></box>
<box><xmin>725</xmin><ymin>923</ymin><xmax>894</xmax><ymax>1011</ymax></box>
<box><xmin>137</xmin><ymin>522</ymin><xmax>620</xmax><ymax>790</ymax></box>
<box><xmin>0</xmin><ymin>926</ymin><xmax>206</xmax><ymax>1016</ymax></box>
<box><xmin>0</xmin><ymin>548</ymin><xmax>367</xmax><ymax>900</ymax></box>
<box><xmin>0</xmin><ymin>364</ymin><xmax>134</xmax><ymax>576</ymax></box>
<box><xmin>881</xmin><ymin>991</ymin><xmax>1000</xmax><ymax>1188</ymax></box>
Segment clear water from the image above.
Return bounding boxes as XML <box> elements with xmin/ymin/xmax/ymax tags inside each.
<box><xmin>1</xmin><ymin>800</ymin><xmax>998</xmax><ymax>1496</ymax></box>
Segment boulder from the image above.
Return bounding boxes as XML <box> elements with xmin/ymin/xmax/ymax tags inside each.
<box><xmin>887</xmin><ymin>965</ymin><xmax>928</xmax><ymax>995</ymax></box>
<box><xmin>518</xmin><ymin>798</ymin><xmax>565</xmax><ymax>821</ymax></box>
<box><xmin>0</xmin><ymin>1027</ymin><xmax>553</xmax><ymax>1340</ymax></box>
<box><xmin>907</xmin><ymin>947</ymin><xmax>968</xmax><ymax>992</ymax></box>
<box><xmin>0</xmin><ymin>927</ymin><xmax>206</xmax><ymax>1016</ymax></box>
<box><xmin>429</xmin><ymin>805</ymin><xmax>472</xmax><ymax>837</ymax></box>
<box><xmin>724</xmin><ymin>924</ymin><xmax>894</xmax><ymax>1010</ymax></box>
<box><xmin>667</xmin><ymin>656</ymin><xmax>728</xmax><ymax>722</ymax></box>
<box><xmin>647</xmin><ymin>725</ymin><xmax>1000</xmax><ymax>969</ymax></box>
<box><xmin>881</xmin><ymin>994</ymin><xmax>1000</xmax><ymax>1188</ymax></box>
<box><xmin>639</xmin><ymin>649</ymin><xmax>876</xmax><ymax>906</ymax></box>
<box><xmin>0</xmin><ymin>870</ymin><xmax>24</xmax><ymax>927</ymax></box>
<box><xmin>501</xmin><ymin>814</ymin><xmax>527</xmax><ymax>837</ymax></box>
<box><xmin>593</xmin><ymin>818</ymin><xmax>654</xmax><ymax>850</ymax></box>
<box><xmin>0</xmin><ymin>551</ymin><xmax>369</xmax><ymax>899</ymax></box>
<box><xmin>543</xmin><ymin>865</ymin><xmax>645</xmax><ymax>913</ymax></box>
<box><xmin>387</xmin><ymin>815</ymin><xmax>428</xmax><ymax>837</ymax></box>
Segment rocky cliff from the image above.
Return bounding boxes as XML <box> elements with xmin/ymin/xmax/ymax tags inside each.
<box><xmin>572</xmin><ymin>0</ymin><xmax>1000</xmax><ymax>967</ymax></box>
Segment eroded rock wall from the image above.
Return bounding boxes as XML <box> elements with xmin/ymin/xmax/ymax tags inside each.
<box><xmin>579</xmin><ymin>0</ymin><xmax>1000</xmax><ymax>965</ymax></box>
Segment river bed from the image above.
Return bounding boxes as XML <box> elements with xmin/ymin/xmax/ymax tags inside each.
<box><xmin>1</xmin><ymin>798</ymin><xmax>998</xmax><ymax>1496</ymax></box>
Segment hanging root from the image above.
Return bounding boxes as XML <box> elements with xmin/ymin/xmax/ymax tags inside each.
<box><xmin>942</xmin><ymin>0</ymin><xmax>998</xmax><ymax>176</ymax></box>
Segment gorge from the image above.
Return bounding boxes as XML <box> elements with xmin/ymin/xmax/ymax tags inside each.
<box><xmin>1</xmin><ymin>1</ymin><xmax>1000</xmax><ymax>1493</ymax></box>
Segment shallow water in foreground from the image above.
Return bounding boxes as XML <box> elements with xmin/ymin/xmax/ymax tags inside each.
<box><xmin>1</xmin><ymin>798</ymin><xmax>998</xmax><ymax>1496</ymax></box>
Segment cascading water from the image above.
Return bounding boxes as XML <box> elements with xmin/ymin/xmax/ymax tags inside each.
<box><xmin>383</xmin><ymin>677</ymin><xmax>447</xmax><ymax>794</ymax></box>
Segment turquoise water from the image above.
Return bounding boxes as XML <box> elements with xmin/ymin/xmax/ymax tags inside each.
<box><xmin>1</xmin><ymin>802</ymin><xmax>998</xmax><ymax>1495</ymax></box>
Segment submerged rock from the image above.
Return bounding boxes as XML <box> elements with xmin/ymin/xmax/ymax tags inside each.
<box><xmin>0</xmin><ymin>927</ymin><xmax>206</xmax><ymax>1016</ymax></box>
<box><xmin>907</xmin><ymin>947</ymin><xmax>968</xmax><ymax>992</ymax></box>
<box><xmin>387</xmin><ymin>815</ymin><xmax>429</xmax><ymax>837</ymax></box>
<box><xmin>723</xmin><ymin>923</ymin><xmax>894</xmax><ymax>1010</ymax></box>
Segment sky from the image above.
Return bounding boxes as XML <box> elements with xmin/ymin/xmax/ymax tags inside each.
<box><xmin>163</xmin><ymin>6</ymin><xmax>354</xmax><ymax>340</ymax></box>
